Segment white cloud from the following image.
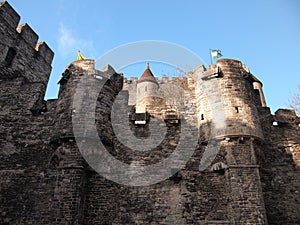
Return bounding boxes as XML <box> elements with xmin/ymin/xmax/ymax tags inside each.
<box><xmin>57</xmin><ymin>23</ymin><xmax>95</xmax><ymax>59</ymax></box>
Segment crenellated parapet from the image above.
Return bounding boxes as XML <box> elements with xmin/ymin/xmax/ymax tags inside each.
<box><xmin>0</xmin><ymin>1</ymin><xmax>54</xmax><ymax>116</ymax></box>
<box><xmin>0</xmin><ymin>1</ymin><xmax>54</xmax><ymax>85</ymax></box>
<box><xmin>16</xmin><ymin>23</ymin><xmax>39</xmax><ymax>48</ymax></box>
<box><xmin>0</xmin><ymin>2</ymin><xmax>299</xmax><ymax>225</ymax></box>
<box><xmin>123</xmin><ymin>75</ymin><xmax>190</xmax><ymax>86</ymax></box>
<box><xmin>0</xmin><ymin>1</ymin><xmax>20</xmax><ymax>31</ymax></box>
<box><xmin>273</xmin><ymin>109</ymin><xmax>300</xmax><ymax>126</ymax></box>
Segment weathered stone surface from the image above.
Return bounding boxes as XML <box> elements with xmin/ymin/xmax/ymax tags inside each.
<box><xmin>0</xmin><ymin>1</ymin><xmax>299</xmax><ymax>225</ymax></box>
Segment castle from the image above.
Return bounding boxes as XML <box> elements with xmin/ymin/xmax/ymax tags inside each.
<box><xmin>0</xmin><ymin>1</ymin><xmax>299</xmax><ymax>224</ymax></box>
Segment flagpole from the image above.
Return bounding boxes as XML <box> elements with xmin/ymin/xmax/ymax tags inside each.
<box><xmin>209</xmin><ymin>49</ymin><xmax>213</xmax><ymax>65</ymax></box>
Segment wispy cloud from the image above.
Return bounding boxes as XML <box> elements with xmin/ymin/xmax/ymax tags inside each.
<box><xmin>57</xmin><ymin>23</ymin><xmax>95</xmax><ymax>59</ymax></box>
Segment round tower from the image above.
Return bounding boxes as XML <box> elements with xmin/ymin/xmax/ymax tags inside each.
<box><xmin>51</xmin><ymin>59</ymin><xmax>124</xmax><ymax>224</ymax></box>
<box><xmin>51</xmin><ymin>59</ymin><xmax>96</xmax><ymax>224</ymax></box>
<box><xmin>197</xmin><ymin>58</ymin><xmax>264</xmax><ymax>141</ymax></box>
<box><xmin>136</xmin><ymin>63</ymin><xmax>162</xmax><ymax>113</ymax></box>
<box><xmin>196</xmin><ymin>58</ymin><xmax>268</xmax><ymax>224</ymax></box>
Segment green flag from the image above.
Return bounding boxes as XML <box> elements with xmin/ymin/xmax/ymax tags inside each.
<box><xmin>211</xmin><ymin>49</ymin><xmax>222</xmax><ymax>59</ymax></box>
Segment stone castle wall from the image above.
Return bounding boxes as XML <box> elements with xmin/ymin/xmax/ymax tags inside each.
<box><xmin>0</xmin><ymin>1</ymin><xmax>299</xmax><ymax>224</ymax></box>
<box><xmin>0</xmin><ymin>2</ymin><xmax>56</xmax><ymax>224</ymax></box>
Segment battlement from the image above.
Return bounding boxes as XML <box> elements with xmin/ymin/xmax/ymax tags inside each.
<box><xmin>35</xmin><ymin>42</ymin><xmax>54</xmax><ymax>65</ymax></box>
<box><xmin>200</xmin><ymin>64</ymin><xmax>219</xmax><ymax>80</ymax></box>
<box><xmin>64</xmin><ymin>60</ymin><xmax>120</xmax><ymax>80</ymax></box>
<box><xmin>217</xmin><ymin>58</ymin><xmax>243</xmax><ymax>68</ymax></box>
<box><xmin>0</xmin><ymin>1</ymin><xmax>20</xmax><ymax>29</ymax></box>
<box><xmin>216</xmin><ymin>58</ymin><xmax>251</xmax><ymax>75</ymax></box>
<box><xmin>16</xmin><ymin>23</ymin><xmax>38</xmax><ymax>48</ymax></box>
<box><xmin>0</xmin><ymin>1</ymin><xmax>54</xmax><ymax>115</ymax></box>
<box><xmin>199</xmin><ymin>59</ymin><xmax>260</xmax><ymax>85</ymax></box>
<box><xmin>70</xmin><ymin>59</ymin><xmax>97</xmax><ymax>72</ymax></box>
<box><xmin>0</xmin><ymin>1</ymin><xmax>54</xmax><ymax>67</ymax></box>
<box><xmin>0</xmin><ymin>2</ymin><xmax>299</xmax><ymax>225</ymax></box>
<box><xmin>274</xmin><ymin>109</ymin><xmax>300</xmax><ymax>125</ymax></box>
<box><xmin>57</xmin><ymin>59</ymin><xmax>123</xmax><ymax>89</ymax></box>
<box><xmin>124</xmin><ymin>75</ymin><xmax>189</xmax><ymax>85</ymax></box>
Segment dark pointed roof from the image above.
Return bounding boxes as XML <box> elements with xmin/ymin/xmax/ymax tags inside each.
<box><xmin>139</xmin><ymin>63</ymin><xmax>158</xmax><ymax>84</ymax></box>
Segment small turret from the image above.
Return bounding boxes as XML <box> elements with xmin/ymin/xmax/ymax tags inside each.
<box><xmin>251</xmin><ymin>74</ymin><xmax>267</xmax><ymax>107</ymax></box>
<box><xmin>136</xmin><ymin>63</ymin><xmax>162</xmax><ymax>113</ymax></box>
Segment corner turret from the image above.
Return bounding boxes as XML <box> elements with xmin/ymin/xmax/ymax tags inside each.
<box><xmin>136</xmin><ymin>63</ymin><xmax>163</xmax><ymax>113</ymax></box>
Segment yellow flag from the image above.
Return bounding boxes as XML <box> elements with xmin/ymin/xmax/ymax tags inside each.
<box><xmin>77</xmin><ymin>51</ymin><xmax>86</xmax><ymax>60</ymax></box>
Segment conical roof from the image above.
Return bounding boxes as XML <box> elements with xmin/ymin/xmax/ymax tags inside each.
<box><xmin>139</xmin><ymin>63</ymin><xmax>158</xmax><ymax>84</ymax></box>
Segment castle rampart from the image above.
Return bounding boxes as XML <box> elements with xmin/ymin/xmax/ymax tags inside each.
<box><xmin>0</xmin><ymin>2</ymin><xmax>299</xmax><ymax>224</ymax></box>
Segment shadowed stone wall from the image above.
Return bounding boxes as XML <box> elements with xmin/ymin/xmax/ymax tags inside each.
<box><xmin>0</xmin><ymin>1</ymin><xmax>299</xmax><ymax>225</ymax></box>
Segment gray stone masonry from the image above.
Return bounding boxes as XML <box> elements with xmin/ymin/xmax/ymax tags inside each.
<box><xmin>0</xmin><ymin>1</ymin><xmax>299</xmax><ymax>224</ymax></box>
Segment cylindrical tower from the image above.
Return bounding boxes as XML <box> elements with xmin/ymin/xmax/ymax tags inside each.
<box><xmin>50</xmin><ymin>59</ymin><xmax>124</xmax><ymax>224</ymax></box>
<box><xmin>136</xmin><ymin>63</ymin><xmax>162</xmax><ymax>113</ymax></box>
<box><xmin>50</xmin><ymin>59</ymin><xmax>96</xmax><ymax>224</ymax></box>
<box><xmin>195</xmin><ymin>58</ymin><xmax>268</xmax><ymax>224</ymax></box>
<box><xmin>197</xmin><ymin>59</ymin><xmax>264</xmax><ymax>141</ymax></box>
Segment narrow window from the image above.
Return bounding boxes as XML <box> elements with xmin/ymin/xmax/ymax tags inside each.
<box><xmin>201</xmin><ymin>114</ymin><xmax>204</xmax><ymax>120</ymax></box>
<box><xmin>5</xmin><ymin>47</ymin><xmax>16</xmax><ymax>67</ymax></box>
<box><xmin>235</xmin><ymin>107</ymin><xmax>239</xmax><ymax>113</ymax></box>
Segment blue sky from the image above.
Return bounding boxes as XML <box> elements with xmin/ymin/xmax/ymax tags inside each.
<box><xmin>8</xmin><ymin>0</ymin><xmax>300</xmax><ymax>113</ymax></box>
